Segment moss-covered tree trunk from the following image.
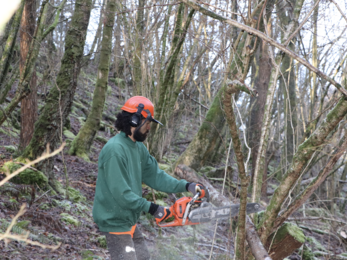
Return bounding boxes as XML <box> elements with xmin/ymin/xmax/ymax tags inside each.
<box><xmin>20</xmin><ymin>0</ymin><xmax>92</xmax><ymax>189</ymax></box>
<box><xmin>19</xmin><ymin>0</ymin><xmax>38</xmax><ymax>151</ymax></box>
<box><xmin>0</xmin><ymin>0</ymin><xmax>24</xmax><ymax>93</ymax></box>
<box><xmin>69</xmin><ymin>0</ymin><xmax>117</xmax><ymax>160</ymax></box>
<box><xmin>148</xmin><ymin>4</ymin><xmax>195</xmax><ymax>160</ymax></box>
<box><xmin>257</xmin><ymin>95</ymin><xmax>347</xmax><ymax>244</ymax></box>
<box><xmin>173</xmin><ymin>17</ymin><xmax>259</xmax><ymax>172</ymax></box>
<box><xmin>133</xmin><ymin>0</ymin><xmax>145</xmax><ymax>96</ymax></box>
<box><xmin>0</xmin><ymin>0</ymin><xmax>66</xmax><ymax>126</ymax></box>
<box><xmin>248</xmin><ymin>0</ymin><xmax>275</xmax><ymax>198</ymax></box>
<box><xmin>251</xmin><ymin>0</ymin><xmax>305</xmax><ymax>203</ymax></box>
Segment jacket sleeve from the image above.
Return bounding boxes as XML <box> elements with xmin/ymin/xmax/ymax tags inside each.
<box><xmin>141</xmin><ymin>150</ymin><xmax>188</xmax><ymax>193</ymax></box>
<box><xmin>103</xmin><ymin>155</ymin><xmax>151</xmax><ymax>213</ymax></box>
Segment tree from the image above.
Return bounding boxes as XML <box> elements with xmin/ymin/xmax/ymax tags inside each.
<box><xmin>69</xmin><ymin>0</ymin><xmax>117</xmax><ymax>160</ymax></box>
<box><xmin>21</xmin><ymin>0</ymin><xmax>92</xmax><ymax>190</ymax></box>
<box><xmin>19</xmin><ymin>0</ymin><xmax>38</xmax><ymax>151</ymax></box>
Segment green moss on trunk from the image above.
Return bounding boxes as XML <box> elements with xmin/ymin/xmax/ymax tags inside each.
<box><xmin>20</xmin><ymin>0</ymin><xmax>92</xmax><ymax>187</ymax></box>
<box><xmin>69</xmin><ymin>0</ymin><xmax>116</xmax><ymax>160</ymax></box>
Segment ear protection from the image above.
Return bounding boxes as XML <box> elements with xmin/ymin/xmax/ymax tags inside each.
<box><xmin>129</xmin><ymin>103</ymin><xmax>145</xmax><ymax>127</ymax></box>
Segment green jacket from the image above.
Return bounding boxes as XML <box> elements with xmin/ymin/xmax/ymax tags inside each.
<box><xmin>92</xmin><ymin>131</ymin><xmax>188</xmax><ymax>232</ymax></box>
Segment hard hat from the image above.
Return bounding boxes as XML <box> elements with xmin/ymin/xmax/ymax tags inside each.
<box><xmin>121</xmin><ymin>96</ymin><xmax>163</xmax><ymax>125</ymax></box>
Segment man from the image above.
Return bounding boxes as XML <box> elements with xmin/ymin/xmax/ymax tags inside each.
<box><xmin>93</xmin><ymin>96</ymin><xmax>207</xmax><ymax>260</ymax></box>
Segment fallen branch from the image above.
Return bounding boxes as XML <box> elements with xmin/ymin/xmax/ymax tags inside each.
<box><xmin>0</xmin><ymin>204</ymin><xmax>61</xmax><ymax>250</ymax></box>
<box><xmin>246</xmin><ymin>216</ymin><xmax>272</xmax><ymax>260</ymax></box>
<box><xmin>174</xmin><ymin>164</ymin><xmax>270</xmax><ymax>259</ymax></box>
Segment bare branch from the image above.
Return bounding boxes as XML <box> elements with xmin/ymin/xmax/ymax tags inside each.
<box><xmin>180</xmin><ymin>0</ymin><xmax>347</xmax><ymax>97</ymax></box>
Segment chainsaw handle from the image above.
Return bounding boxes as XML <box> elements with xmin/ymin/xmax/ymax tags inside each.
<box><xmin>155</xmin><ymin>205</ymin><xmax>175</xmax><ymax>227</ymax></box>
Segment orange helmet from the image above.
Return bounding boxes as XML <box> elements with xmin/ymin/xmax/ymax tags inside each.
<box><xmin>121</xmin><ymin>96</ymin><xmax>163</xmax><ymax>125</ymax></box>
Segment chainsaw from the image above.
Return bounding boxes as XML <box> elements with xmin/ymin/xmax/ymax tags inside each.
<box><xmin>156</xmin><ymin>192</ymin><xmax>261</xmax><ymax>227</ymax></box>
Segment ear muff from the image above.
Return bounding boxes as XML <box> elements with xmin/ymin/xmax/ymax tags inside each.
<box><xmin>129</xmin><ymin>103</ymin><xmax>144</xmax><ymax>127</ymax></box>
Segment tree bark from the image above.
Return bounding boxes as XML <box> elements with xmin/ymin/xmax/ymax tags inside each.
<box><xmin>20</xmin><ymin>0</ymin><xmax>92</xmax><ymax>189</ymax></box>
<box><xmin>180</xmin><ymin>0</ymin><xmax>347</xmax><ymax>97</ymax></box>
<box><xmin>133</xmin><ymin>0</ymin><xmax>145</xmax><ymax>96</ymax></box>
<box><xmin>258</xmin><ymin>95</ymin><xmax>347</xmax><ymax>244</ymax></box>
<box><xmin>0</xmin><ymin>0</ymin><xmax>67</xmax><ymax>126</ymax></box>
<box><xmin>274</xmin><ymin>134</ymin><xmax>347</xmax><ymax>228</ymax></box>
<box><xmin>69</xmin><ymin>0</ymin><xmax>117</xmax><ymax>160</ymax></box>
<box><xmin>174</xmin><ymin>17</ymin><xmax>258</xmax><ymax>172</ymax></box>
<box><xmin>0</xmin><ymin>0</ymin><xmax>24</xmax><ymax>93</ymax></box>
<box><xmin>222</xmin><ymin>82</ymin><xmax>251</xmax><ymax>260</ymax></box>
<box><xmin>19</xmin><ymin>0</ymin><xmax>38</xmax><ymax>151</ymax></box>
<box><xmin>148</xmin><ymin>5</ymin><xmax>195</xmax><ymax>160</ymax></box>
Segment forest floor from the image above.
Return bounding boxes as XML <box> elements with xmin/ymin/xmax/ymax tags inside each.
<box><xmin>0</xmin><ymin>83</ymin><xmax>347</xmax><ymax>259</ymax></box>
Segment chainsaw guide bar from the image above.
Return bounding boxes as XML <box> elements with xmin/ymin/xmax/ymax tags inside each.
<box><xmin>156</xmin><ymin>191</ymin><xmax>262</xmax><ymax>227</ymax></box>
<box><xmin>188</xmin><ymin>202</ymin><xmax>261</xmax><ymax>223</ymax></box>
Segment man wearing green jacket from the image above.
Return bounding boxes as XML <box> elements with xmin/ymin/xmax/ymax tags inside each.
<box><xmin>93</xmin><ymin>96</ymin><xmax>206</xmax><ymax>260</ymax></box>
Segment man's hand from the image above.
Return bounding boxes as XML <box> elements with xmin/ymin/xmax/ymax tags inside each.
<box><xmin>149</xmin><ymin>203</ymin><xmax>171</xmax><ymax>222</ymax></box>
<box><xmin>187</xmin><ymin>183</ymin><xmax>209</xmax><ymax>200</ymax></box>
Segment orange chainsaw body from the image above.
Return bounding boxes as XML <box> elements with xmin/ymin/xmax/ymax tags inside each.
<box><xmin>156</xmin><ymin>196</ymin><xmax>201</xmax><ymax>227</ymax></box>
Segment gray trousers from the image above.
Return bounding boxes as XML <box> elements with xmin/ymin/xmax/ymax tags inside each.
<box><xmin>104</xmin><ymin>226</ymin><xmax>150</xmax><ymax>260</ymax></box>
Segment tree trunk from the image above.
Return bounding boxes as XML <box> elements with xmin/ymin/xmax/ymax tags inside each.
<box><xmin>258</xmin><ymin>95</ymin><xmax>347</xmax><ymax>244</ymax></box>
<box><xmin>20</xmin><ymin>0</ymin><xmax>92</xmax><ymax>189</ymax></box>
<box><xmin>251</xmin><ymin>0</ymin><xmax>305</xmax><ymax>204</ymax></box>
<box><xmin>148</xmin><ymin>5</ymin><xmax>195</xmax><ymax>160</ymax></box>
<box><xmin>19</xmin><ymin>0</ymin><xmax>38</xmax><ymax>151</ymax></box>
<box><xmin>223</xmin><ymin>82</ymin><xmax>251</xmax><ymax>260</ymax></box>
<box><xmin>0</xmin><ymin>0</ymin><xmax>24</xmax><ymax>93</ymax></box>
<box><xmin>0</xmin><ymin>0</ymin><xmax>66</xmax><ymax>126</ymax></box>
<box><xmin>249</xmin><ymin>38</ymin><xmax>272</xmax><ymax>199</ymax></box>
<box><xmin>174</xmin><ymin>17</ymin><xmax>258</xmax><ymax>172</ymax></box>
<box><xmin>69</xmin><ymin>0</ymin><xmax>117</xmax><ymax>160</ymax></box>
<box><xmin>133</xmin><ymin>0</ymin><xmax>145</xmax><ymax>96</ymax></box>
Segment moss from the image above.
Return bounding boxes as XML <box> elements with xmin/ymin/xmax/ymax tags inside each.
<box><xmin>158</xmin><ymin>163</ymin><xmax>171</xmax><ymax>172</ymax></box>
<box><xmin>63</xmin><ymin>129</ymin><xmax>76</xmax><ymax>140</ymax></box>
<box><xmin>144</xmin><ymin>190</ymin><xmax>168</xmax><ymax>201</ymax></box>
<box><xmin>1</xmin><ymin>161</ymin><xmax>48</xmax><ymax>186</ymax></box>
<box><xmin>68</xmin><ymin>186</ymin><xmax>86</xmax><ymax>203</ymax></box>
<box><xmin>60</xmin><ymin>213</ymin><xmax>80</xmax><ymax>226</ymax></box>
<box><xmin>53</xmin><ymin>182</ymin><xmax>87</xmax><ymax>203</ymax></box>
<box><xmin>97</xmin><ymin>235</ymin><xmax>107</xmax><ymax>248</ymax></box>
<box><xmin>39</xmin><ymin>203</ymin><xmax>51</xmax><ymax>210</ymax></box>
<box><xmin>95</xmin><ymin>136</ymin><xmax>108</xmax><ymax>144</ymax></box>
<box><xmin>81</xmin><ymin>250</ymin><xmax>93</xmax><ymax>260</ymax></box>
<box><xmin>271</xmin><ymin>223</ymin><xmax>306</xmax><ymax>244</ymax></box>
<box><xmin>0</xmin><ymin>127</ymin><xmax>18</xmax><ymax>138</ymax></box>
<box><xmin>302</xmin><ymin>244</ymin><xmax>315</xmax><ymax>260</ymax></box>
<box><xmin>155</xmin><ymin>199</ymin><xmax>167</xmax><ymax>206</ymax></box>
<box><xmin>53</xmin><ymin>199</ymin><xmax>72</xmax><ymax>211</ymax></box>
<box><xmin>306</xmin><ymin>236</ymin><xmax>327</xmax><ymax>252</ymax></box>
<box><xmin>200</xmin><ymin>166</ymin><xmax>215</xmax><ymax>174</ymax></box>
<box><xmin>15</xmin><ymin>220</ymin><xmax>30</xmax><ymax>229</ymax></box>
<box><xmin>3</xmin><ymin>145</ymin><xmax>17</xmax><ymax>153</ymax></box>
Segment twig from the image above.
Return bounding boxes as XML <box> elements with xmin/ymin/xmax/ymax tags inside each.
<box><xmin>117</xmin><ymin>2</ymin><xmax>181</xmax><ymax>15</ymax></box>
<box><xmin>70</xmin><ymin>180</ymin><xmax>95</xmax><ymax>188</ymax></box>
<box><xmin>0</xmin><ymin>204</ymin><xmax>61</xmax><ymax>250</ymax></box>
